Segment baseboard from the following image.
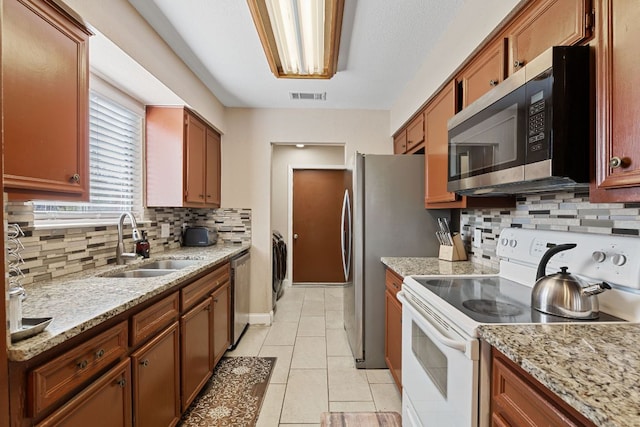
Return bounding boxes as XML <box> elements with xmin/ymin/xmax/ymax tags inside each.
<box><xmin>249</xmin><ymin>312</ymin><xmax>273</xmax><ymax>326</ymax></box>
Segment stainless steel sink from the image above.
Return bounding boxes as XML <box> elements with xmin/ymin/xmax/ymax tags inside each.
<box><xmin>103</xmin><ymin>269</ymin><xmax>176</xmax><ymax>278</ymax></box>
<box><xmin>139</xmin><ymin>259</ymin><xmax>200</xmax><ymax>270</ymax></box>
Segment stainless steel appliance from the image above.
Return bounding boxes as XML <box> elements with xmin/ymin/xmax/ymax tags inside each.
<box><xmin>447</xmin><ymin>46</ymin><xmax>590</xmax><ymax>195</ymax></box>
<box><xmin>399</xmin><ymin>228</ymin><xmax>640</xmax><ymax>426</ymax></box>
<box><xmin>342</xmin><ymin>153</ymin><xmax>448</xmax><ymax>368</ymax></box>
<box><xmin>272</xmin><ymin>231</ymin><xmax>287</xmax><ymax>309</ymax></box>
<box><xmin>230</xmin><ymin>251</ymin><xmax>250</xmax><ymax>349</ymax></box>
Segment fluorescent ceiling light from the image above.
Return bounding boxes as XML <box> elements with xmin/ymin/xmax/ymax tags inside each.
<box><xmin>247</xmin><ymin>0</ymin><xmax>344</xmax><ymax>79</ymax></box>
<box><xmin>296</xmin><ymin>144</ymin><xmax>305</xmax><ymax>148</ymax></box>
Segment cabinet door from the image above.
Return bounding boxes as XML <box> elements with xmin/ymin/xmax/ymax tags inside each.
<box><xmin>180</xmin><ymin>297</ymin><xmax>213</xmax><ymax>412</ymax></box>
<box><xmin>393</xmin><ymin>130</ymin><xmax>407</xmax><ymax>154</ymax></box>
<box><xmin>591</xmin><ymin>0</ymin><xmax>640</xmax><ymax>202</ymax></box>
<box><xmin>3</xmin><ymin>0</ymin><xmax>90</xmax><ymax>200</ymax></box>
<box><xmin>384</xmin><ymin>289</ymin><xmax>402</xmax><ymax>391</ymax></box>
<box><xmin>205</xmin><ymin>129</ymin><xmax>221</xmax><ymax>207</ymax></box>
<box><xmin>212</xmin><ymin>281</ymin><xmax>231</xmax><ymax>366</ymax></box>
<box><xmin>459</xmin><ymin>39</ymin><xmax>506</xmax><ymax>108</ymax></box>
<box><xmin>36</xmin><ymin>359</ymin><xmax>132</xmax><ymax>427</ymax></box>
<box><xmin>406</xmin><ymin>114</ymin><xmax>425</xmax><ymax>152</ymax></box>
<box><xmin>507</xmin><ymin>0</ymin><xmax>591</xmax><ymax>74</ymax></box>
<box><xmin>132</xmin><ymin>323</ymin><xmax>180</xmax><ymax>427</ymax></box>
<box><xmin>424</xmin><ymin>81</ymin><xmax>460</xmax><ymax>206</ymax></box>
<box><xmin>184</xmin><ymin>113</ymin><xmax>206</xmax><ymax>204</ymax></box>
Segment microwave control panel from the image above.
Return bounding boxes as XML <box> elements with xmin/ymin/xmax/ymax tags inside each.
<box><xmin>528</xmin><ymin>99</ymin><xmax>546</xmax><ymax>151</ymax></box>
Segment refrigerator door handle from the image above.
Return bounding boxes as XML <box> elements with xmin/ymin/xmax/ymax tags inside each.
<box><xmin>341</xmin><ymin>189</ymin><xmax>352</xmax><ymax>282</ymax></box>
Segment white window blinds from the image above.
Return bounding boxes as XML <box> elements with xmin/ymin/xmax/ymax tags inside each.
<box><xmin>34</xmin><ymin>91</ymin><xmax>142</xmax><ymax>221</ymax></box>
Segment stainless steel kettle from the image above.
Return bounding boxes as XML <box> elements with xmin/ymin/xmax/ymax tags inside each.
<box><xmin>531</xmin><ymin>243</ymin><xmax>611</xmax><ymax>319</ymax></box>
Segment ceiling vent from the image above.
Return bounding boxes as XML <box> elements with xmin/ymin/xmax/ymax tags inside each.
<box><xmin>290</xmin><ymin>92</ymin><xmax>326</xmax><ymax>101</ymax></box>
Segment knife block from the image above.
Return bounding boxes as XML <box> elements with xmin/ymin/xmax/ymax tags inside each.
<box><xmin>438</xmin><ymin>233</ymin><xmax>467</xmax><ymax>261</ymax></box>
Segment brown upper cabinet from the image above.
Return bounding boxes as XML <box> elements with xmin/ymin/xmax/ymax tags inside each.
<box><xmin>3</xmin><ymin>0</ymin><xmax>91</xmax><ymax>201</ymax></box>
<box><xmin>146</xmin><ymin>106</ymin><xmax>222</xmax><ymax>208</ymax></box>
<box><xmin>590</xmin><ymin>0</ymin><xmax>640</xmax><ymax>202</ymax></box>
<box><xmin>457</xmin><ymin>38</ymin><xmax>506</xmax><ymax>109</ymax></box>
<box><xmin>393</xmin><ymin>130</ymin><xmax>407</xmax><ymax>154</ymax></box>
<box><xmin>506</xmin><ymin>0</ymin><xmax>593</xmax><ymax>75</ymax></box>
<box><xmin>405</xmin><ymin>114</ymin><xmax>425</xmax><ymax>152</ymax></box>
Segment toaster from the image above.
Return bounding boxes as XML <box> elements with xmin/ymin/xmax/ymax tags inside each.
<box><xmin>182</xmin><ymin>227</ymin><xmax>218</xmax><ymax>247</ymax></box>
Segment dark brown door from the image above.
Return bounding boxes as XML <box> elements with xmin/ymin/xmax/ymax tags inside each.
<box><xmin>292</xmin><ymin>169</ymin><xmax>346</xmax><ymax>283</ymax></box>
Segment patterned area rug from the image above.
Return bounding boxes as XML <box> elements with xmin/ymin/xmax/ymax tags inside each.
<box><xmin>180</xmin><ymin>356</ymin><xmax>276</xmax><ymax>426</ymax></box>
<box><xmin>321</xmin><ymin>411</ymin><xmax>402</xmax><ymax>427</ymax></box>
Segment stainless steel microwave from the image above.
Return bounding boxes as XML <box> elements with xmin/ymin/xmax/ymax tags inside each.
<box><xmin>447</xmin><ymin>46</ymin><xmax>591</xmax><ymax>195</ymax></box>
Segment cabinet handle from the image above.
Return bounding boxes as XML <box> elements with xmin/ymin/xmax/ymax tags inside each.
<box><xmin>213</xmin><ymin>298</ymin><xmax>219</xmax><ymax>303</ymax></box>
<box><xmin>489</xmin><ymin>79</ymin><xmax>498</xmax><ymax>87</ymax></box>
<box><xmin>140</xmin><ymin>359</ymin><xmax>149</xmax><ymax>367</ymax></box>
<box><xmin>610</xmin><ymin>156</ymin><xmax>630</xmax><ymax>169</ymax></box>
<box><xmin>199</xmin><ymin>194</ymin><xmax>205</xmax><ymax>199</ymax></box>
<box><xmin>513</xmin><ymin>60</ymin><xmax>524</xmax><ymax>69</ymax></box>
<box><xmin>95</xmin><ymin>349</ymin><xmax>105</xmax><ymax>359</ymax></box>
<box><xmin>69</xmin><ymin>173</ymin><xmax>80</xmax><ymax>183</ymax></box>
<box><xmin>77</xmin><ymin>360</ymin><xmax>88</xmax><ymax>369</ymax></box>
<box><xmin>116</xmin><ymin>378</ymin><xmax>127</xmax><ymax>388</ymax></box>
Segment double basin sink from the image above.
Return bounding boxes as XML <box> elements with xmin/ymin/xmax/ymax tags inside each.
<box><xmin>101</xmin><ymin>259</ymin><xmax>200</xmax><ymax>278</ymax></box>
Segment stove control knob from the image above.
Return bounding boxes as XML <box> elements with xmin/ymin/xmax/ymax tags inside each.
<box><xmin>592</xmin><ymin>251</ymin><xmax>606</xmax><ymax>263</ymax></box>
<box><xmin>612</xmin><ymin>254</ymin><xmax>627</xmax><ymax>266</ymax></box>
<box><xmin>501</xmin><ymin>238</ymin><xmax>508</xmax><ymax>246</ymax></box>
<box><xmin>509</xmin><ymin>239</ymin><xmax>517</xmax><ymax>248</ymax></box>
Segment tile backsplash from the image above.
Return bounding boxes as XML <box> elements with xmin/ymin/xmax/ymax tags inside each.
<box><xmin>4</xmin><ymin>202</ymin><xmax>251</xmax><ymax>286</ymax></box>
<box><xmin>460</xmin><ymin>190</ymin><xmax>640</xmax><ymax>269</ymax></box>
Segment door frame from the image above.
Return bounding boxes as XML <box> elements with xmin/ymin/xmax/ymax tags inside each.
<box><xmin>287</xmin><ymin>165</ymin><xmax>346</xmax><ymax>286</ymax></box>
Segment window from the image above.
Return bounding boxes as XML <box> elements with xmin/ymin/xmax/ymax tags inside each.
<box><xmin>34</xmin><ymin>89</ymin><xmax>143</xmax><ymax>223</ymax></box>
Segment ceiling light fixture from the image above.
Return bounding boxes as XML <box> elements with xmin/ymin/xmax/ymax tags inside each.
<box><xmin>247</xmin><ymin>0</ymin><xmax>344</xmax><ymax>79</ymax></box>
<box><xmin>295</xmin><ymin>144</ymin><xmax>305</xmax><ymax>148</ymax></box>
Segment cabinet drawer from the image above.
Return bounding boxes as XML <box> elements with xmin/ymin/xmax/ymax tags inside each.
<box><xmin>385</xmin><ymin>269</ymin><xmax>403</xmax><ymax>298</ymax></box>
<box><xmin>181</xmin><ymin>262</ymin><xmax>230</xmax><ymax>311</ymax></box>
<box><xmin>130</xmin><ymin>293</ymin><xmax>179</xmax><ymax>346</ymax></box>
<box><xmin>29</xmin><ymin>321</ymin><xmax>128</xmax><ymax>417</ymax></box>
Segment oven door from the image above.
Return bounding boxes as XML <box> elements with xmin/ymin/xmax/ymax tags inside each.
<box><xmin>398</xmin><ymin>290</ymin><xmax>479</xmax><ymax>427</ymax></box>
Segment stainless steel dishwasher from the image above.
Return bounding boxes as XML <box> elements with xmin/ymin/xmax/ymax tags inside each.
<box><xmin>230</xmin><ymin>251</ymin><xmax>250</xmax><ymax>349</ymax></box>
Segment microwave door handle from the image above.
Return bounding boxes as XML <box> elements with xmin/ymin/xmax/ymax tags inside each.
<box><xmin>397</xmin><ymin>291</ymin><xmax>468</xmax><ymax>354</ymax></box>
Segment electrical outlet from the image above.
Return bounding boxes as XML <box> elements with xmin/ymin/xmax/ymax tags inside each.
<box><xmin>473</xmin><ymin>228</ymin><xmax>482</xmax><ymax>248</ymax></box>
<box><xmin>161</xmin><ymin>223</ymin><xmax>170</xmax><ymax>238</ymax></box>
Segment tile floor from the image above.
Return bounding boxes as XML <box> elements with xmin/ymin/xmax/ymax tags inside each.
<box><xmin>225</xmin><ymin>286</ymin><xmax>402</xmax><ymax>427</ymax></box>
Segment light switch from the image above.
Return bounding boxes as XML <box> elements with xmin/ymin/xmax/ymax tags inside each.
<box><xmin>473</xmin><ymin>228</ymin><xmax>482</xmax><ymax>248</ymax></box>
<box><xmin>161</xmin><ymin>223</ymin><xmax>170</xmax><ymax>238</ymax></box>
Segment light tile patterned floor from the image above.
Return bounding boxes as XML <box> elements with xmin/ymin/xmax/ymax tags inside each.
<box><xmin>226</xmin><ymin>286</ymin><xmax>402</xmax><ymax>427</ymax></box>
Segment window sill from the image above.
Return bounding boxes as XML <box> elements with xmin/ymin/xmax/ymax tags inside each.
<box><xmin>33</xmin><ymin>218</ymin><xmax>153</xmax><ymax>231</ymax></box>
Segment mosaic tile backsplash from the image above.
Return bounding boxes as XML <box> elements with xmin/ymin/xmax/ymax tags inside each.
<box><xmin>460</xmin><ymin>190</ymin><xmax>640</xmax><ymax>270</ymax></box>
<box><xmin>4</xmin><ymin>203</ymin><xmax>251</xmax><ymax>286</ymax></box>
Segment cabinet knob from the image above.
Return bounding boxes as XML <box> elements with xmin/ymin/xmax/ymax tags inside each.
<box><xmin>116</xmin><ymin>378</ymin><xmax>127</xmax><ymax>388</ymax></box>
<box><xmin>513</xmin><ymin>60</ymin><xmax>524</xmax><ymax>69</ymax></box>
<box><xmin>213</xmin><ymin>298</ymin><xmax>219</xmax><ymax>303</ymax></box>
<box><xmin>140</xmin><ymin>359</ymin><xmax>149</xmax><ymax>367</ymax></box>
<box><xmin>609</xmin><ymin>156</ymin><xmax>630</xmax><ymax>169</ymax></box>
<box><xmin>95</xmin><ymin>349</ymin><xmax>105</xmax><ymax>359</ymax></box>
<box><xmin>199</xmin><ymin>194</ymin><xmax>205</xmax><ymax>199</ymax></box>
<box><xmin>77</xmin><ymin>360</ymin><xmax>88</xmax><ymax>369</ymax></box>
<box><xmin>69</xmin><ymin>173</ymin><xmax>80</xmax><ymax>183</ymax></box>
<box><xmin>489</xmin><ymin>79</ymin><xmax>498</xmax><ymax>87</ymax></box>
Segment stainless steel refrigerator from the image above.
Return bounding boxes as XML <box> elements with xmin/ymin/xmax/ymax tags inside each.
<box><xmin>341</xmin><ymin>153</ymin><xmax>449</xmax><ymax>368</ymax></box>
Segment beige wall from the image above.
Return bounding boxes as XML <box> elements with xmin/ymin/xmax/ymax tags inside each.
<box><xmin>62</xmin><ymin>0</ymin><xmax>226</xmax><ymax>133</ymax></box>
<box><xmin>223</xmin><ymin>108</ymin><xmax>390</xmax><ymax>315</ymax></box>
<box><xmin>390</xmin><ymin>0</ymin><xmax>522</xmax><ymax>133</ymax></box>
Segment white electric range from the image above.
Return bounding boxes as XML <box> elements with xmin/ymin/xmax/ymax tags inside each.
<box><xmin>398</xmin><ymin>228</ymin><xmax>640</xmax><ymax>427</ymax></box>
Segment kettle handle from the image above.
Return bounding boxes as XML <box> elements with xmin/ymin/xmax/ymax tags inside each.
<box><xmin>536</xmin><ymin>243</ymin><xmax>577</xmax><ymax>280</ymax></box>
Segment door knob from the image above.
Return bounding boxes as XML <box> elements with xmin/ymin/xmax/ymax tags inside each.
<box><xmin>293</xmin><ymin>234</ymin><xmax>299</xmax><ymax>240</ymax></box>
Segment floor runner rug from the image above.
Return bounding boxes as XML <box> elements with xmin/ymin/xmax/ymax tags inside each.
<box><xmin>321</xmin><ymin>411</ymin><xmax>402</xmax><ymax>427</ymax></box>
<box><xmin>180</xmin><ymin>356</ymin><xmax>276</xmax><ymax>426</ymax></box>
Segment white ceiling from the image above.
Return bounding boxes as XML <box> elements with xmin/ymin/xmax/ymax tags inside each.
<box><xmin>126</xmin><ymin>0</ymin><xmax>466</xmax><ymax>110</ymax></box>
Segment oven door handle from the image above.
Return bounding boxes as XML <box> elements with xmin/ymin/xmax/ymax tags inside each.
<box><xmin>397</xmin><ymin>290</ymin><xmax>468</xmax><ymax>354</ymax></box>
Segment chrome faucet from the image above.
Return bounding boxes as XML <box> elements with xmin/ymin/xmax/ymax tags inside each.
<box><xmin>116</xmin><ymin>212</ymin><xmax>143</xmax><ymax>265</ymax></box>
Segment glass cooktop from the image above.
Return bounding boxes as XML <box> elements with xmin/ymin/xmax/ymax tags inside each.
<box><xmin>412</xmin><ymin>276</ymin><xmax>623</xmax><ymax>324</ymax></box>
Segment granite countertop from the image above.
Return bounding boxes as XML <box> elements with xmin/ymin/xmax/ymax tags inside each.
<box><xmin>480</xmin><ymin>324</ymin><xmax>640</xmax><ymax>427</ymax></box>
<box><xmin>381</xmin><ymin>256</ymin><xmax>498</xmax><ymax>277</ymax></box>
<box><xmin>9</xmin><ymin>242</ymin><xmax>250</xmax><ymax>362</ymax></box>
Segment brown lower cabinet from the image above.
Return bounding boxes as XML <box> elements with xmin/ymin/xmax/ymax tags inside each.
<box><xmin>491</xmin><ymin>348</ymin><xmax>595</xmax><ymax>427</ymax></box>
<box><xmin>36</xmin><ymin>359</ymin><xmax>132</xmax><ymax>427</ymax></box>
<box><xmin>384</xmin><ymin>269</ymin><xmax>403</xmax><ymax>390</ymax></box>
<box><xmin>9</xmin><ymin>261</ymin><xmax>233</xmax><ymax>427</ymax></box>
<box><xmin>131</xmin><ymin>323</ymin><xmax>180</xmax><ymax>427</ymax></box>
